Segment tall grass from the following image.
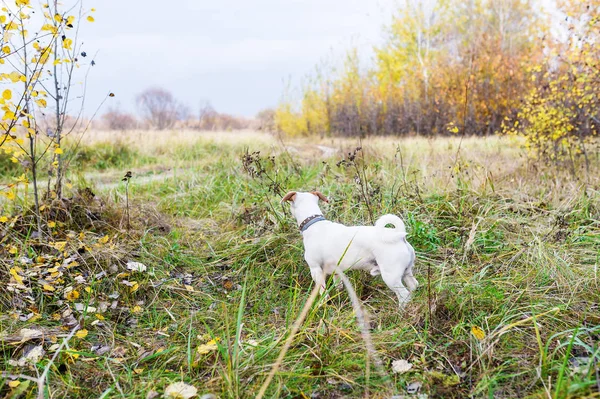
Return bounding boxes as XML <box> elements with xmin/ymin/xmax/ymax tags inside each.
<box><xmin>0</xmin><ymin>131</ymin><xmax>598</xmax><ymax>398</ymax></box>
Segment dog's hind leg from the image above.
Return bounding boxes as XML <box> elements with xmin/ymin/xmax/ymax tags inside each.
<box><xmin>380</xmin><ymin>266</ymin><xmax>411</xmax><ymax>307</ymax></box>
<box><xmin>402</xmin><ymin>245</ymin><xmax>418</xmax><ymax>292</ymax></box>
<box><xmin>402</xmin><ymin>271</ymin><xmax>418</xmax><ymax>292</ymax></box>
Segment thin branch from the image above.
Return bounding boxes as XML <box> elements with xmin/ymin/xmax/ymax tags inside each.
<box><xmin>37</xmin><ymin>324</ymin><xmax>80</xmax><ymax>399</ymax></box>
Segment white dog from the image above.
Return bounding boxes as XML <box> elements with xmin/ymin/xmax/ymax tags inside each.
<box><xmin>282</xmin><ymin>191</ymin><xmax>418</xmax><ymax>307</ymax></box>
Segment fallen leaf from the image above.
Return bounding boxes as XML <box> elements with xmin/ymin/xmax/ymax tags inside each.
<box><xmin>74</xmin><ymin>303</ymin><xmax>97</xmax><ymax>313</ymax></box>
<box><xmin>65</xmin><ymin>289</ymin><xmax>80</xmax><ymax>301</ymax></box>
<box><xmin>126</xmin><ymin>261</ymin><xmax>147</xmax><ymax>272</ymax></box>
<box><xmin>197</xmin><ymin>338</ymin><xmax>220</xmax><ymax>355</ymax></box>
<box><xmin>75</xmin><ymin>329</ymin><xmax>88</xmax><ymax>339</ymax></box>
<box><xmin>8</xmin><ymin>380</ymin><xmax>20</xmax><ymax>388</ymax></box>
<box><xmin>92</xmin><ymin>345</ymin><xmax>111</xmax><ymax>355</ymax></box>
<box><xmin>471</xmin><ymin>326</ymin><xmax>486</xmax><ymax>341</ymax></box>
<box><xmin>24</xmin><ymin>345</ymin><xmax>45</xmax><ymax>364</ymax></box>
<box><xmin>392</xmin><ymin>359</ymin><xmax>413</xmax><ymax>374</ymax></box>
<box><xmin>6</xmin><ymin>380</ymin><xmax>31</xmax><ymax>397</ymax></box>
<box><xmin>147</xmin><ymin>391</ymin><xmax>160</xmax><ymax>399</ymax></box>
<box><xmin>163</xmin><ymin>382</ymin><xmax>198</xmax><ymax>399</ymax></box>
<box><xmin>19</xmin><ymin>328</ymin><xmax>43</xmax><ymax>341</ymax></box>
<box><xmin>406</xmin><ymin>381</ymin><xmax>422</xmax><ymax>394</ymax></box>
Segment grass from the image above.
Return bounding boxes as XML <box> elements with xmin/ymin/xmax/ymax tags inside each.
<box><xmin>0</xmin><ymin>130</ymin><xmax>599</xmax><ymax>398</ymax></box>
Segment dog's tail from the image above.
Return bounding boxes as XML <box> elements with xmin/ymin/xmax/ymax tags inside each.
<box><xmin>375</xmin><ymin>214</ymin><xmax>407</xmax><ymax>243</ymax></box>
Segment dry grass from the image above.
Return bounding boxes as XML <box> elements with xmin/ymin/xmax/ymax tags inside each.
<box><xmin>1</xmin><ymin>130</ymin><xmax>598</xmax><ymax>399</ymax></box>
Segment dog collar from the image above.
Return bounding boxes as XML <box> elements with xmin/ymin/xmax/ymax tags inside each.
<box><xmin>299</xmin><ymin>214</ymin><xmax>326</xmax><ymax>232</ymax></box>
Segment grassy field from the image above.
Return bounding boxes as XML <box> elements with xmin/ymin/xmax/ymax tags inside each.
<box><xmin>1</xmin><ymin>130</ymin><xmax>599</xmax><ymax>399</ymax></box>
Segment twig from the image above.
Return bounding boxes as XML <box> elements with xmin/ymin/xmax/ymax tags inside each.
<box><xmin>104</xmin><ymin>359</ymin><xmax>126</xmax><ymax>398</ymax></box>
<box><xmin>37</xmin><ymin>323</ymin><xmax>80</xmax><ymax>399</ymax></box>
<box><xmin>0</xmin><ymin>372</ymin><xmax>40</xmax><ymax>383</ymax></box>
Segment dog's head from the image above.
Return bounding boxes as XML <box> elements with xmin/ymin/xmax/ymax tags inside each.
<box><xmin>281</xmin><ymin>191</ymin><xmax>329</xmax><ymax>218</ymax></box>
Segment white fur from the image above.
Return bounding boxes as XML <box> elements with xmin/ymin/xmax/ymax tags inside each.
<box><xmin>286</xmin><ymin>192</ymin><xmax>418</xmax><ymax>307</ymax></box>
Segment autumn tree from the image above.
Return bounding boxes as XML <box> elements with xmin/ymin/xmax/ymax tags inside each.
<box><xmin>255</xmin><ymin>108</ymin><xmax>276</xmax><ymax>132</ymax></box>
<box><xmin>1</xmin><ymin>0</ymin><xmax>99</xmax><ymax>232</ymax></box>
<box><xmin>102</xmin><ymin>106</ymin><xmax>138</xmax><ymax>130</ymax></box>
<box><xmin>504</xmin><ymin>0</ymin><xmax>599</xmax><ymax>171</ymax></box>
<box><xmin>275</xmin><ymin>0</ymin><xmax>545</xmax><ymax>137</ymax></box>
<box><xmin>136</xmin><ymin>87</ymin><xmax>185</xmax><ymax>130</ymax></box>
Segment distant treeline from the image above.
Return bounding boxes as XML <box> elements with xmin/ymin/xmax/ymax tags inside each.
<box><xmin>275</xmin><ymin>0</ymin><xmax>599</xmax><ymax>145</ymax></box>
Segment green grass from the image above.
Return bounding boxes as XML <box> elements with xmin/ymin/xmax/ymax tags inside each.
<box><xmin>0</xmin><ymin>132</ymin><xmax>599</xmax><ymax>398</ymax></box>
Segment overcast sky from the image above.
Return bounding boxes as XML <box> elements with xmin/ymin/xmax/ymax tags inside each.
<box><xmin>78</xmin><ymin>0</ymin><xmax>396</xmax><ymax>118</ymax></box>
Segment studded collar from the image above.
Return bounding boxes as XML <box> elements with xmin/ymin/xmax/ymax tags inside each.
<box><xmin>299</xmin><ymin>214</ymin><xmax>326</xmax><ymax>232</ymax></box>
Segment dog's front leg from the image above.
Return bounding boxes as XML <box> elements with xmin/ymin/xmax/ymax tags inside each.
<box><xmin>309</xmin><ymin>266</ymin><xmax>327</xmax><ymax>295</ymax></box>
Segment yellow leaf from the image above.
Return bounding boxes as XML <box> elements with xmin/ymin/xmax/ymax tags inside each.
<box><xmin>86</xmin><ymin>15</ymin><xmax>94</xmax><ymax>22</ymax></box>
<box><xmin>9</xmin><ymin>245</ymin><xmax>18</xmax><ymax>254</ymax></box>
<box><xmin>132</xmin><ymin>305</ymin><xmax>142</xmax><ymax>313</ymax></box>
<box><xmin>9</xmin><ymin>268</ymin><xmax>24</xmax><ymax>284</ymax></box>
<box><xmin>54</xmin><ymin>13</ymin><xmax>62</xmax><ymax>23</ymax></box>
<box><xmin>62</xmin><ymin>38</ymin><xmax>73</xmax><ymax>50</ymax></box>
<box><xmin>48</xmin><ymin>221</ymin><xmax>56</xmax><ymax>228</ymax></box>
<box><xmin>8</xmin><ymin>380</ymin><xmax>20</xmax><ymax>388</ymax></box>
<box><xmin>16</xmin><ymin>0</ymin><xmax>30</xmax><ymax>6</ymax></box>
<box><xmin>41</xmin><ymin>23</ymin><xmax>57</xmax><ymax>33</ymax></box>
<box><xmin>95</xmin><ymin>314</ymin><xmax>105</xmax><ymax>320</ymax></box>
<box><xmin>53</xmin><ymin>241</ymin><xmax>67</xmax><ymax>251</ymax></box>
<box><xmin>66</xmin><ymin>15</ymin><xmax>75</xmax><ymax>25</ymax></box>
<box><xmin>8</xmin><ymin>71</ymin><xmax>21</xmax><ymax>83</ymax></box>
<box><xmin>1</xmin><ymin>46</ymin><xmax>10</xmax><ymax>55</ymax></box>
<box><xmin>3</xmin><ymin>111</ymin><xmax>16</xmax><ymax>121</ymax></box>
<box><xmin>98</xmin><ymin>235</ymin><xmax>109</xmax><ymax>244</ymax></box>
<box><xmin>43</xmin><ymin>284</ymin><xmax>55</xmax><ymax>292</ymax></box>
<box><xmin>84</xmin><ymin>286</ymin><xmax>92</xmax><ymax>293</ymax></box>
<box><xmin>65</xmin><ymin>290</ymin><xmax>80</xmax><ymax>301</ymax></box>
<box><xmin>133</xmin><ymin>368</ymin><xmax>143</xmax><ymax>374</ymax></box>
<box><xmin>75</xmin><ymin>329</ymin><xmax>88</xmax><ymax>339</ymax></box>
<box><xmin>197</xmin><ymin>338</ymin><xmax>220</xmax><ymax>354</ymax></box>
<box><xmin>2</xmin><ymin>89</ymin><xmax>11</xmax><ymax>100</ymax></box>
<box><xmin>35</xmin><ymin>98</ymin><xmax>47</xmax><ymax>108</ymax></box>
<box><xmin>164</xmin><ymin>382</ymin><xmax>197</xmax><ymax>399</ymax></box>
<box><xmin>54</xmin><ymin>147</ymin><xmax>63</xmax><ymax>154</ymax></box>
<box><xmin>471</xmin><ymin>326</ymin><xmax>486</xmax><ymax>341</ymax></box>
<box><xmin>0</xmin><ymin>216</ymin><xmax>8</xmax><ymax>223</ymax></box>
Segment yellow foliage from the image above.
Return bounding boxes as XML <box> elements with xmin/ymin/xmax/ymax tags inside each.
<box><xmin>274</xmin><ymin>103</ymin><xmax>307</xmax><ymax>137</ymax></box>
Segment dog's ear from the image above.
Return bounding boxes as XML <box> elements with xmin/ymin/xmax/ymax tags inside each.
<box><xmin>281</xmin><ymin>191</ymin><xmax>297</xmax><ymax>203</ymax></box>
<box><xmin>311</xmin><ymin>191</ymin><xmax>329</xmax><ymax>203</ymax></box>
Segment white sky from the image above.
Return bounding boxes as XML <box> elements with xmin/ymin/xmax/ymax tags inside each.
<box><xmin>78</xmin><ymin>0</ymin><xmax>397</xmax><ymax>118</ymax></box>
